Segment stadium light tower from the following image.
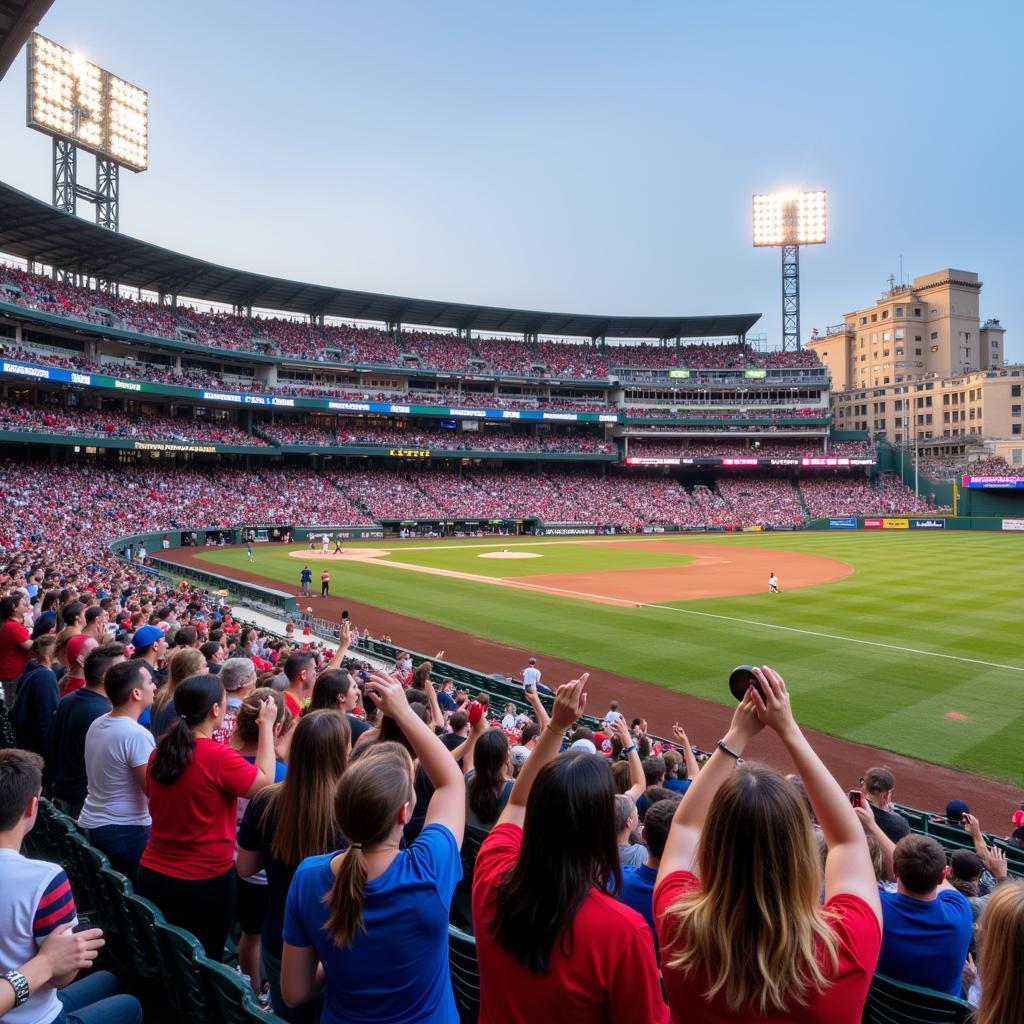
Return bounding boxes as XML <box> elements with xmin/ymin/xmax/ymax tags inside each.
<box><xmin>26</xmin><ymin>33</ymin><xmax>149</xmax><ymax>234</ymax></box>
<box><xmin>752</xmin><ymin>190</ymin><xmax>827</xmax><ymax>352</ymax></box>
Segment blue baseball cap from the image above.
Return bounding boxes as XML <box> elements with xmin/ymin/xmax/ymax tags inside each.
<box><xmin>132</xmin><ymin>625</ymin><xmax>164</xmax><ymax>650</ymax></box>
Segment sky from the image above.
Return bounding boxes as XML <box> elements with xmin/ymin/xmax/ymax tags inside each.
<box><xmin>1</xmin><ymin>1</ymin><xmax>1022</xmax><ymax>360</ymax></box>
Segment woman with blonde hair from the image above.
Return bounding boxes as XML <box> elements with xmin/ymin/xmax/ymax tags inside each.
<box><xmin>656</xmin><ymin>666</ymin><xmax>882</xmax><ymax>1022</ymax></box>
<box><xmin>150</xmin><ymin>646</ymin><xmax>205</xmax><ymax>737</ymax></box>
<box><xmin>975</xmin><ymin>880</ymin><xmax>1024</xmax><ymax>1024</ymax></box>
<box><xmin>280</xmin><ymin>673</ymin><xmax>464</xmax><ymax>1023</ymax></box>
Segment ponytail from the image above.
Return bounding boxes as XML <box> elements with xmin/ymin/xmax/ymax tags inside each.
<box><xmin>323</xmin><ymin>744</ymin><xmax>413</xmax><ymax>947</ymax></box>
<box><xmin>149</xmin><ymin>673</ymin><xmax>224</xmax><ymax>785</ymax></box>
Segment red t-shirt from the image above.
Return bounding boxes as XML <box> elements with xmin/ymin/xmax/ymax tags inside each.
<box><xmin>472</xmin><ymin>823</ymin><xmax>668</xmax><ymax>1024</ymax></box>
<box><xmin>654</xmin><ymin>871</ymin><xmax>880</xmax><ymax>1024</ymax></box>
<box><xmin>282</xmin><ymin>690</ymin><xmax>302</xmax><ymax>718</ymax></box>
<box><xmin>0</xmin><ymin>618</ymin><xmax>31</xmax><ymax>679</ymax></box>
<box><xmin>141</xmin><ymin>738</ymin><xmax>257</xmax><ymax>880</ymax></box>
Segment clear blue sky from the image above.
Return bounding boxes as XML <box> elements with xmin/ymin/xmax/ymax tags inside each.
<box><xmin>1</xmin><ymin>1</ymin><xmax>1021</xmax><ymax>359</ymax></box>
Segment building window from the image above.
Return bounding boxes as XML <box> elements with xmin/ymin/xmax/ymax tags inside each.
<box><xmin>860</xmin><ymin>316</ymin><xmax>867</xmax><ymax>325</ymax></box>
<box><xmin>1013</xmin><ymin>405</ymin><xmax>1022</xmax><ymax>416</ymax></box>
<box><xmin>871</xmin><ymin>313</ymin><xmax>878</xmax><ymax>322</ymax></box>
<box><xmin>930</xmin><ymin>332</ymin><xmax>939</xmax><ymax>340</ymax></box>
<box><xmin>895</xmin><ymin>328</ymin><xmax>904</xmax><ymax>340</ymax></box>
<box><xmin>914</xmin><ymin>308</ymin><xmax>922</xmax><ymax>316</ymax></box>
<box><xmin>1012</xmin><ymin>385</ymin><xmax>1020</xmax><ymax>397</ymax></box>
<box><xmin>1014</xmin><ymin>424</ymin><xmax>1022</xmax><ymax>435</ymax></box>
<box><xmin>895</xmin><ymin>307</ymin><xmax>904</xmax><ymax>317</ymax></box>
<box><xmin>882</xmin><ymin>310</ymin><xmax>889</xmax><ymax>319</ymax></box>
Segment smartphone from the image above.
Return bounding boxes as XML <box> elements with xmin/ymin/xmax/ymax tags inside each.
<box><xmin>72</xmin><ymin>916</ymin><xmax>92</xmax><ymax>933</ymax></box>
<box><xmin>524</xmin><ymin>682</ymin><xmax>535</xmax><ymax>693</ymax></box>
<box><xmin>848</xmin><ymin>789</ymin><xmax>862</xmax><ymax>808</ymax></box>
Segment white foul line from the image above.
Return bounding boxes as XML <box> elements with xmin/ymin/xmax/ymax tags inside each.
<box><xmin>640</xmin><ymin>603</ymin><xmax>1024</xmax><ymax>674</ymax></box>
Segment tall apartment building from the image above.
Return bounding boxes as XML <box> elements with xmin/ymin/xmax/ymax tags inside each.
<box><xmin>809</xmin><ymin>269</ymin><xmax>1022</xmax><ymax>462</ymax></box>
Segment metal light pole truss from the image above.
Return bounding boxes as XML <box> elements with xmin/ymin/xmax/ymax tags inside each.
<box><xmin>52</xmin><ymin>137</ymin><xmax>119</xmax><ymax>231</ymax></box>
<box><xmin>781</xmin><ymin>244</ymin><xmax>800</xmax><ymax>353</ymax></box>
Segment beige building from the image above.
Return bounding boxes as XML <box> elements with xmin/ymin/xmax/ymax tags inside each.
<box><xmin>809</xmin><ymin>269</ymin><xmax>1020</xmax><ymax>453</ymax></box>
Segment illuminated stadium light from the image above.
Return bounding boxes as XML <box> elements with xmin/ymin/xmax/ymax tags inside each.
<box><xmin>26</xmin><ymin>33</ymin><xmax>149</xmax><ymax>172</ymax></box>
<box><xmin>752</xmin><ymin>189</ymin><xmax>828</xmax><ymax>353</ymax></box>
<box><xmin>752</xmin><ymin>190</ymin><xmax>827</xmax><ymax>247</ymax></box>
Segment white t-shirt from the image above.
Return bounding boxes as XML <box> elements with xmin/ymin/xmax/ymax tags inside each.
<box><xmin>501</xmin><ymin>714</ymin><xmax>517</xmax><ymax>731</ymax></box>
<box><xmin>0</xmin><ymin>849</ymin><xmax>77</xmax><ymax>1024</ymax></box>
<box><xmin>603</xmin><ymin>710</ymin><xmax>626</xmax><ymax>729</ymax></box>
<box><xmin>522</xmin><ymin>666</ymin><xmax>541</xmax><ymax>689</ymax></box>
<box><xmin>769</xmin><ymin>575</ymin><xmax>779</xmax><ymax>590</ymax></box>
<box><xmin>78</xmin><ymin>713</ymin><xmax>156</xmax><ymax>828</ymax></box>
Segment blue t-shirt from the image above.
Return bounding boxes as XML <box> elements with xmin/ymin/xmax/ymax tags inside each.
<box><xmin>283</xmin><ymin>823</ymin><xmax>462</xmax><ymax>1023</ymax></box>
<box><xmin>877</xmin><ymin>888</ymin><xmax>972</xmax><ymax>996</ymax></box>
<box><xmin>663</xmin><ymin>777</ymin><xmax>691</xmax><ymax>796</ymax></box>
<box><xmin>300</xmin><ymin>568</ymin><xmax>312</xmax><ymax>583</ymax></box>
<box><xmin>618</xmin><ymin>863</ymin><xmax>659</xmax><ymax>959</ymax></box>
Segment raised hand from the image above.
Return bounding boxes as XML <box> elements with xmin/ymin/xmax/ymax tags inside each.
<box><xmin>256</xmin><ymin>696</ymin><xmax>278</xmax><ymax>728</ymax></box>
<box><xmin>961</xmin><ymin>812</ymin><xmax>983</xmax><ymax>841</ymax></box>
<box><xmin>983</xmin><ymin>844</ymin><xmax>1008</xmax><ymax>882</ymax></box>
<box><xmin>364</xmin><ymin>672</ymin><xmax>411</xmax><ymax>720</ymax></box>
<box><xmin>727</xmin><ymin>687</ymin><xmax>765</xmax><ymax>744</ymax></box>
<box><xmin>550</xmin><ymin>673</ymin><xmax>589</xmax><ymax>731</ymax></box>
<box><xmin>748</xmin><ymin>665</ymin><xmax>797</xmax><ymax>737</ymax></box>
<box><xmin>672</xmin><ymin>722</ymin><xmax>690</xmax><ymax>747</ymax></box>
<box><xmin>610</xmin><ymin>717</ymin><xmax>633</xmax><ymax>748</ymax></box>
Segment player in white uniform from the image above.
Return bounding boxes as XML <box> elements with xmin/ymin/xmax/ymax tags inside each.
<box><xmin>769</xmin><ymin>572</ymin><xmax>779</xmax><ymax>593</ymax></box>
<box><xmin>321</xmin><ymin>533</ymin><xmax>330</xmax><ymax>554</ymax></box>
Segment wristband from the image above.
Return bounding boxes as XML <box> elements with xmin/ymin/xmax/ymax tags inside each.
<box><xmin>622</xmin><ymin>743</ymin><xmax>638</xmax><ymax>754</ymax></box>
<box><xmin>545</xmin><ymin>723</ymin><xmax>565</xmax><ymax>737</ymax></box>
<box><xmin>3</xmin><ymin>971</ymin><xmax>30</xmax><ymax>1008</ymax></box>
<box><xmin>716</xmin><ymin>739</ymin><xmax>744</xmax><ymax>764</ymax></box>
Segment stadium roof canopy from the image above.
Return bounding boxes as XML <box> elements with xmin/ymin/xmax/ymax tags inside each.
<box><xmin>0</xmin><ymin>0</ymin><xmax>52</xmax><ymax>80</ymax></box>
<box><xmin>0</xmin><ymin>181</ymin><xmax>761</xmax><ymax>340</ymax></box>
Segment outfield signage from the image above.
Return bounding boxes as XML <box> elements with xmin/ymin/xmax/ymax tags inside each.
<box><xmin>829</xmin><ymin>517</ymin><xmax>858</xmax><ymax>529</ymax></box>
<box><xmin>542</xmin><ymin>523</ymin><xmax>598</xmax><ymax>535</ymax></box>
<box><xmin>963</xmin><ymin>475</ymin><xmax>1024</xmax><ymax>489</ymax></box>
<box><xmin>625</xmin><ymin>456</ymin><xmax>876</xmax><ymax>468</ymax></box>
<box><xmin>910</xmin><ymin>518</ymin><xmax>946</xmax><ymax>529</ymax></box>
<box><xmin>1002</xmin><ymin>518</ymin><xmax>1024</xmax><ymax>531</ymax></box>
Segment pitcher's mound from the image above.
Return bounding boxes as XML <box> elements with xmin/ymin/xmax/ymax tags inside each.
<box><xmin>478</xmin><ymin>551</ymin><xmax>541</xmax><ymax>560</ymax></box>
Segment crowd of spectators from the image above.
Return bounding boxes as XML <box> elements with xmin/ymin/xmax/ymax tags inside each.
<box><xmin>4</xmin><ymin>266</ymin><xmax>825</xmax><ymax>380</ymax></box>
<box><xmin>917</xmin><ymin>456</ymin><xmax>1019</xmax><ymax>481</ymax></box>
<box><xmin>0</xmin><ymin>400</ymin><xmax>268</xmax><ymax>447</ymax></box>
<box><xmin>800</xmin><ymin>474</ymin><xmax>949</xmax><ymax>517</ymax></box>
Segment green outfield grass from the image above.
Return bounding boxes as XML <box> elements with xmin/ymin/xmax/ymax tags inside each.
<box><xmin>194</xmin><ymin>533</ymin><xmax>1024</xmax><ymax>784</ymax></box>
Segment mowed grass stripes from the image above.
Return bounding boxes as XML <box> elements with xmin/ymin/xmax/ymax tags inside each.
<box><xmin>196</xmin><ymin>532</ymin><xmax>1024</xmax><ymax>784</ymax></box>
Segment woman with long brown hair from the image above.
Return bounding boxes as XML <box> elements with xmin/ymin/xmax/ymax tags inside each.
<box><xmin>655</xmin><ymin>666</ymin><xmax>882</xmax><ymax>1022</ymax></box>
<box><xmin>279</xmin><ymin>673</ymin><xmax>465</xmax><ymax>1023</ymax></box>
<box><xmin>237</xmin><ymin>708</ymin><xmax>350</xmax><ymax>1023</ymax></box>
<box><xmin>471</xmin><ymin>675</ymin><xmax>667</xmax><ymax>1023</ymax></box>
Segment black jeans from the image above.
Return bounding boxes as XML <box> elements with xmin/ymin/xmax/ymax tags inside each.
<box><xmin>138</xmin><ymin>865</ymin><xmax>237</xmax><ymax>959</ymax></box>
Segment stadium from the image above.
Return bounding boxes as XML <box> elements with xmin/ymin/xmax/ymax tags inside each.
<box><xmin>1</xmin><ymin>6</ymin><xmax>1022</xmax><ymax>1024</ymax></box>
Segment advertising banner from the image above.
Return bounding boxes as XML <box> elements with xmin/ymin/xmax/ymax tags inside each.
<box><xmin>1002</xmin><ymin>518</ymin><xmax>1024</xmax><ymax>531</ymax></box>
<box><xmin>963</xmin><ymin>475</ymin><xmax>1024</xmax><ymax>489</ymax></box>
<box><xmin>910</xmin><ymin>518</ymin><xmax>946</xmax><ymax>529</ymax></box>
<box><xmin>882</xmin><ymin>518</ymin><xmax>909</xmax><ymax>529</ymax></box>
<box><xmin>829</xmin><ymin>517</ymin><xmax>858</xmax><ymax>529</ymax></box>
<box><xmin>863</xmin><ymin>518</ymin><xmax>883</xmax><ymax>529</ymax></box>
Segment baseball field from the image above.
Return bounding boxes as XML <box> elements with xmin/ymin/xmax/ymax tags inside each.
<box><xmin>189</xmin><ymin>532</ymin><xmax>1024</xmax><ymax>786</ymax></box>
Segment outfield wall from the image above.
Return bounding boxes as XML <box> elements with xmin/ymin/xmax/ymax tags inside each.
<box><xmin>809</xmin><ymin>515</ymin><xmax>1024</xmax><ymax>532</ymax></box>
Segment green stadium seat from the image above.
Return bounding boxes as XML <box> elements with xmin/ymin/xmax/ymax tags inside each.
<box><xmin>925</xmin><ymin>821</ymin><xmax>977</xmax><ymax>852</ymax></box>
<box><xmin>451</xmin><ymin>824</ymin><xmax>491</xmax><ymax>932</ymax></box>
<box><xmin>198</xmin><ymin>954</ymin><xmax>285</xmax><ymax>1024</ymax></box>
<box><xmin>122</xmin><ymin>892</ymin><xmax>171</xmax><ymax>981</ymax></box>
<box><xmin>154</xmin><ymin>919</ymin><xmax>212</xmax><ymax>1023</ymax></box>
<box><xmin>892</xmin><ymin>804</ymin><xmax>931</xmax><ymax>833</ymax></box>
<box><xmin>862</xmin><ymin>972</ymin><xmax>970</xmax><ymax>1023</ymax></box>
<box><xmin>448</xmin><ymin>924</ymin><xmax>480</xmax><ymax>1024</ymax></box>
